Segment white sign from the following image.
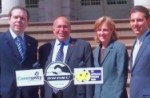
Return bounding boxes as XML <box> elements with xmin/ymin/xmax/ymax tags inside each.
<box><xmin>16</xmin><ymin>69</ymin><xmax>44</xmax><ymax>87</ymax></box>
<box><xmin>74</xmin><ymin>67</ymin><xmax>103</xmax><ymax>85</ymax></box>
<box><xmin>44</xmin><ymin>61</ymin><xmax>73</xmax><ymax>90</ymax></box>
<box><xmin>15</xmin><ymin>65</ymin><xmax>103</xmax><ymax>87</ymax></box>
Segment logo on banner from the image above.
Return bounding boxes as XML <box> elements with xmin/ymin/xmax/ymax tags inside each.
<box><xmin>74</xmin><ymin>68</ymin><xmax>103</xmax><ymax>85</ymax></box>
<box><xmin>75</xmin><ymin>69</ymin><xmax>91</xmax><ymax>82</ymax></box>
<box><xmin>44</xmin><ymin>61</ymin><xmax>73</xmax><ymax>90</ymax></box>
<box><xmin>16</xmin><ymin>63</ymin><xmax>103</xmax><ymax>88</ymax></box>
<box><xmin>16</xmin><ymin>69</ymin><xmax>44</xmax><ymax>86</ymax></box>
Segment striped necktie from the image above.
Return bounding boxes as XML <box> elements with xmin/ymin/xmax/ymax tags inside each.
<box><xmin>53</xmin><ymin>42</ymin><xmax>64</xmax><ymax>93</ymax></box>
<box><xmin>15</xmin><ymin>36</ymin><xmax>25</xmax><ymax>61</ymax></box>
<box><xmin>55</xmin><ymin>42</ymin><xmax>64</xmax><ymax>62</ymax></box>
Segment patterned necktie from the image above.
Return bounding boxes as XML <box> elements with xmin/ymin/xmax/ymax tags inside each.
<box><xmin>54</xmin><ymin>42</ymin><xmax>64</xmax><ymax>93</ymax></box>
<box><xmin>55</xmin><ymin>42</ymin><xmax>64</xmax><ymax>62</ymax></box>
<box><xmin>15</xmin><ymin>36</ymin><xmax>25</xmax><ymax>61</ymax></box>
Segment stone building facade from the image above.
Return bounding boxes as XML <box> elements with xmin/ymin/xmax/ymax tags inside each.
<box><xmin>0</xmin><ymin>0</ymin><xmax>150</xmax><ymax>22</ymax></box>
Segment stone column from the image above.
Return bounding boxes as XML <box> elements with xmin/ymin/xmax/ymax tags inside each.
<box><xmin>0</xmin><ymin>0</ymin><xmax>25</xmax><ymax>24</ymax></box>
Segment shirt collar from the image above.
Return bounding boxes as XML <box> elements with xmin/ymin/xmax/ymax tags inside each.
<box><xmin>56</xmin><ymin>37</ymin><xmax>70</xmax><ymax>45</ymax></box>
<box><xmin>9</xmin><ymin>28</ymin><xmax>24</xmax><ymax>40</ymax></box>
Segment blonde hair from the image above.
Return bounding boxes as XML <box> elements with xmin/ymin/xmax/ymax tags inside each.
<box><xmin>94</xmin><ymin>16</ymin><xmax>118</xmax><ymax>43</ymax></box>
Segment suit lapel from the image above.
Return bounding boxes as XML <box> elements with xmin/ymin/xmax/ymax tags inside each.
<box><xmin>132</xmin><ymin>35</ymin><xmax>150</xmax><ymax>71</ymax></box>
<box><xmin>94</xmin><ymin>45</ymin><xmax>113</xmax><ymax>98</ymax></box>
<box><xmin>65</xmin><ymin>38</ymin><xmax>76</xmax><ymax>64</ymax></box>
<box><xmin>45</xmin><ymin>41</ymin><xmax>55</xmax><ymax>66</ymax></box>
<box><xmin>5</xmin><ymin>32</ymin><xmax>20</xmax><ymax>60</ymax></box>
<box><xmin>50</xmin><ymin>41</ymin><xmax>55</xmax><ymax>62</ymax></box>
<box><xmin>101</xmin><ymin>41</ymin><xmax>113</xmax><ymax>65</ymax></box>
<box><xmin>24</xmin><ymin>35</ymin><xmax>32</xmax><ymax>61</ymax></box>
<box><xmin>94</xmin><ymin>47</ymin><xmax>101</xmax><ymax>67</ymax></box>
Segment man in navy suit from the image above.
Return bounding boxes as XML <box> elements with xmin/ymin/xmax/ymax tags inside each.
<box><xmin>129</xmin><ymin>5</ymin><xmax>150</xmax><ymax>98</ymax></box>
<box><xmin>0</xmin><ymin>6</ymin><xmax>39</xmax><ymax>98</ymax></box>
<box><xmin>39</xmin><ymin>16</ymin><xmax>93</xmax><ymax>98</ymax></box>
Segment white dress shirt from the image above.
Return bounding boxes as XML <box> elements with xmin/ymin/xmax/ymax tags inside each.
<box><xmin>52</xmin><ymin>38</ymin><xmax>70</xmax><ymax>63</ymax></box>
<box><xmin>132</xmin><ymin>29</ymin><xmax>150</xmax><ymax>67</ymax></box>
<box><xmin>132</xmin><ymin>38</ymin><xmax>142</xmax><ymax>66</ymax></box>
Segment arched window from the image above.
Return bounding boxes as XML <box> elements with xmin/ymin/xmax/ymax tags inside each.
<box><xmin>25</xmin><ymin>0</ymin><xmax>38</xmax><ymax>8</ymax></box>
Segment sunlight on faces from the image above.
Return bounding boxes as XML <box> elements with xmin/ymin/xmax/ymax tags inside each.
<box><xmin>130</xmin><ymin>12</ymin><xmax>150</xmax><ymax>37</ymax></box>
<box><xmin>9</xmin><ymin>9</ymin><xmax>29</xmax><ymax>35</ymax></box>
<box><xmin>96</xmin><ymin>22</ymin><xmax>113</xmax><ymax>47</ymax></box>
<box><xmin>53</xmin><ymin>17</ymin><xmax>71</xmax><ymax>41</ymax></box>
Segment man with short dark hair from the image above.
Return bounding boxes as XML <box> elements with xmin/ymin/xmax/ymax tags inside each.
<box><xmin>0</xmin><ymin>6</ymin><xmax>39</xmax><ymax>98</ymax></box>
<box><xmin>129</xmin><ymin>5</ymin><xmax>150</xmax><ymax>98</ymax></box>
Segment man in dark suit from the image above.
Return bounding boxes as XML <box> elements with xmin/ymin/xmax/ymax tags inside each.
<box><xmin>0</xmin><ymin>6</ymin><xmax>39</xmax><ymax>98</ymax></box>
<box><xmin>39</xmin><ymin>16</ymin><xmax>93</xmax><ymax>98</ymax></box>
<box><xmin>129</xmin><ymin>5</ymin><xmax>150</xmax><ymax>98</ymax></box>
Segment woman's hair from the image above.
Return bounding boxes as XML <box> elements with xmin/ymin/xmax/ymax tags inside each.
<box><xmin>94</xmin><ymin>16</ymin><xmax>118</xmax><ymax>43</ymax></box>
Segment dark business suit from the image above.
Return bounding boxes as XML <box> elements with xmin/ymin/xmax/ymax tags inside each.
<box><xmin>130</xmin><ymin>30</ymin><xmax>150</xmax><ymax>98</ymax></box>
<box><xmin>93</xmin><ymin>40</ymin><xmax>128</xmax><ymax>98</ymax></box>
<box><xmin>39</xmin><ymin>38</ymin><xmax>93</xmax><ymax>98</ymax></box>
<box><xmin>0</xmin><ymin>31</ymin><xmax>39</xmax><ymax>98</ymax></box>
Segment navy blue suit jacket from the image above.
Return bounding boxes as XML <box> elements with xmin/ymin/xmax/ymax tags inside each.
<box><xmin>39</xmin><ymin>38</ymin><xmax>93</xmax><ymax>98</ymax></box>
<box><xmin>0</xmin><ymin>31</ymin><xmax>39</xmax><ymax>98</ymax></box>
<box><xmin>130</xmin><ymin>30</ymin><xmax>150</xmax><ymax>98</ymax></box>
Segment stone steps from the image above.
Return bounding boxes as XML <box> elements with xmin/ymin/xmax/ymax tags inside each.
<box><xmin>0</xmin><ymin>19</ymin><xmax>134</xmax><ymax>53</ymax></box>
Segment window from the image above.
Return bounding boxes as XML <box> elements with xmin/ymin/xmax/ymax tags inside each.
<box><xmin>25</xmin><ymin>0</ymin><xmax>38</xmax><ymax>8</ymax></box>
<box><xmin>107</xmin><ymin>0</ymin><xmax>127</xmax><ymax>5</ymax></box>
<box><xmin>81</xmin><ymin>0</ymin><xmax>100</xmax><ymax>6</ymax></box>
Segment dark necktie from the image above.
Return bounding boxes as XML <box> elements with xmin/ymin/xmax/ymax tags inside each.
<box><xmin>53</xmin><ymin>42</ymin><xmax>64</xmax><ymax>94</ymax></box>
<box><xmin>15</xmin><ymin>36</ymin><xmax>25</xmax><ymax>61</ymax></box>
<box><xmin>55</xmin><ymin>42</ymin><xmax>64</xmax><ymax>62</ymax></box>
